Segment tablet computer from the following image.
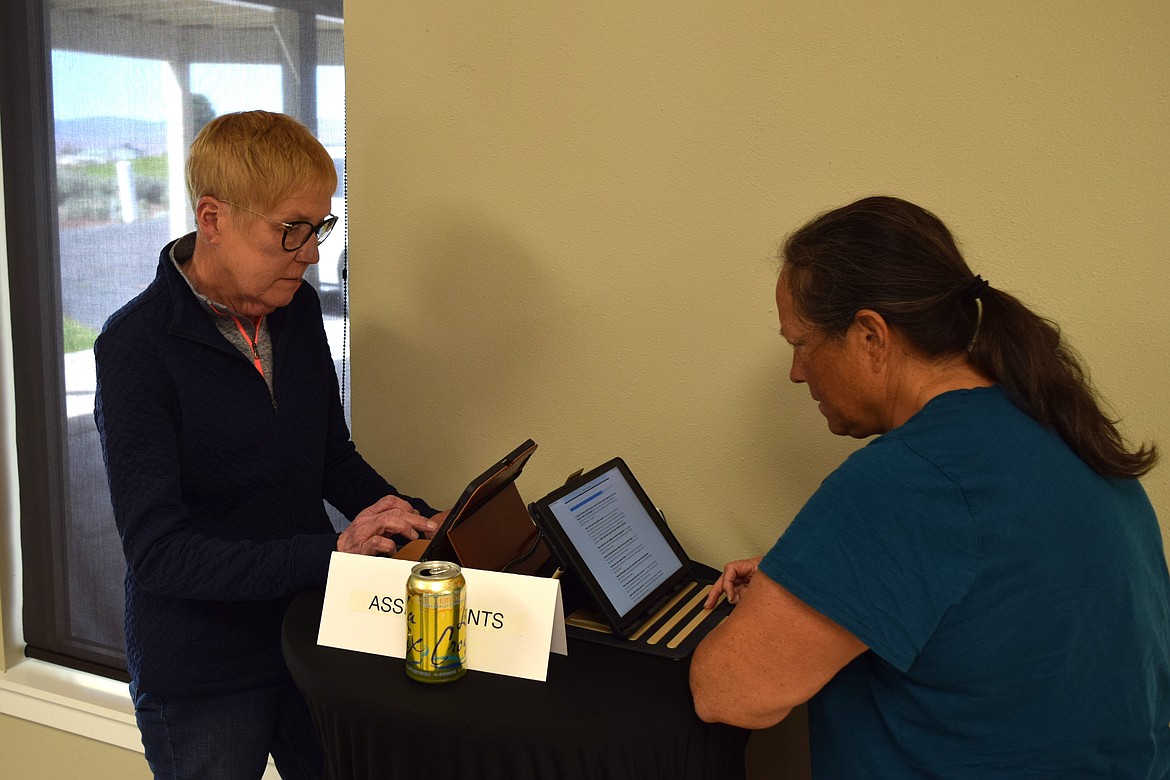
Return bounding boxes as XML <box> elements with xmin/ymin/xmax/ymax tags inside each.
<box><xmin>529</xmin><ymin>457</ymin><xmax>700</xmax><ymax>639</ymax></box>
<box><xmin>419</xmin><ymin>439</ymin><xmax>538</xmax><ymax>563</ymax></box>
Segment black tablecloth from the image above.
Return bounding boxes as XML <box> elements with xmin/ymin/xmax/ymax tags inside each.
<box><xmin>283</xmin><ymin>589</ymin><xmax>749</xmax><ymax>780</ymax></box>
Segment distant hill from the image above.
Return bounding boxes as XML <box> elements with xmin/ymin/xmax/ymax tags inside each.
<box><xmin>55</xmin><ymin>116</ymin><xmax>344</xmax><ymax>157</ymax></box>
<box><xmin>56</xmin><ymin>117</ymin><xmax>167</xmax><ymax>156</ymax></box>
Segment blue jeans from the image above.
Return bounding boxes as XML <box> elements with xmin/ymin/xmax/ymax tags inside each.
<box><xmin>131</xmin><ymin>679</ymin><xmax>325</xmax><ymax>780</ymax></box>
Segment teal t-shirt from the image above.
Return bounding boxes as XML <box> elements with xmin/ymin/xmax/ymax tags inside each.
<box><xmin>760</xmin><ymin>386</ymin><xmax>1170</xmax><ymax>778</ymax></box>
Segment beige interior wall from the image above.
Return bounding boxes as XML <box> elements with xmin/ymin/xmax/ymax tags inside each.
<box><xmin>345</xmin><ymin>0</ymin><xmax>1169</xmax><ymax>569</ymax></box>
<box><xmin>0</xmin><ymin>715</ymin><xmax>151</xmax><ymax>780</ymax></box>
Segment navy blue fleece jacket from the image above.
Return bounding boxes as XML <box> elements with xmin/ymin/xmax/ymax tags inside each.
<box><xmin>94</xmin><ymin>235</ymin><xmax>433</xmax><ymax>696</ymax></box>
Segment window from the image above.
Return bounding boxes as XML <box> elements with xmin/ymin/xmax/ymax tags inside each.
<box><xmin>1</xmin><ymin>0</ymin><xmax>346</xmax><ymax>681</ymax></box>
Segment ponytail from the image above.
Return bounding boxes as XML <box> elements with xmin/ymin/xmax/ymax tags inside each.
<box><xmin>783</xmin><ymin>196</ymin><xmax>1158</xmax><ymax>479</ymax></box>
<box><xmin>969</xmin><ymin>287</ymin><xmax>1158</xmax><ymax>478</ymax></box>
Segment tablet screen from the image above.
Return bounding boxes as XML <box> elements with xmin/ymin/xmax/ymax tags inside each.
<box><xmin>544</xmin><ymin>464</ymin><xmax>686</xmax><ymax>620</ymax></box>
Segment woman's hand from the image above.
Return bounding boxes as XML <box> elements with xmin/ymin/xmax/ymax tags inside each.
<box><xmin>704</xmin><ymin>555</ymin><xmax>764</xmax><ymax>609</ymax></box>
<box><xmin>423</xmin><ymin>510</ymin><xmax>448</xmax><ymax>540</ymax></box>
<box><xmin>337</xmin><ymin>495</ymin><xmax>439</xmax><ymax>556</ymax></box>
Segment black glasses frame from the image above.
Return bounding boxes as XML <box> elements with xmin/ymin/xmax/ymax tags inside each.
<box><xmin>220</xmin><ymin>199</ymin><xmax>339</xmax><ymax>252</ymax></box>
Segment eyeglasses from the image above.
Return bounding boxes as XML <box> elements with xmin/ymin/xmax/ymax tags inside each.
<box><xmin>221</xmin><ymin>200</ymin><xmax>339</xmax><ymax>252</ymax></box>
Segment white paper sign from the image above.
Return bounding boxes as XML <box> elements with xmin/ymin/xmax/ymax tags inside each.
<box><xmin>317</xmin><ymin>552</ymin><xmax>567</xmax><ymax>682</ymax></box>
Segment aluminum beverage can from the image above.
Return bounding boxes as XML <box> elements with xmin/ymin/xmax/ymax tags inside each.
<box><xmin>405</xmin><ymin>561</ymin><xmax>467</xmax><ymax>683</ymax></box>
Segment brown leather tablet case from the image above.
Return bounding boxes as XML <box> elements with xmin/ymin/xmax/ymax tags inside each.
<box><xmin>395</xmin><ymin>440</ymin><xmax>554</xmax><ymax>577</ymax></box>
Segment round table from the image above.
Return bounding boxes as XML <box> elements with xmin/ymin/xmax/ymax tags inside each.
<box><xmin>283</xmin><ymin>589</ymin><xmax>749</xmax><ymax>780</ymax></box>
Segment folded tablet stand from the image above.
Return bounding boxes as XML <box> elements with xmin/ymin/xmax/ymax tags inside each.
<box><xmin>395</xmin><ymin>440</ymin><xmax>555</xmax><ymax>578</ymax></box>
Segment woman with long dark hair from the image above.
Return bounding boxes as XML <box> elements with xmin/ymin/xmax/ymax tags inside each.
<box><xmin>690</xmin><ymin>196</ymin><xmax>1169</xmax><ymax>778</ymax></box>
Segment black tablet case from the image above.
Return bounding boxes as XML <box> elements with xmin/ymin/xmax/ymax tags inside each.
<box><xmin>528</xmin><ymin>461</ymin><xmax>734</xmax><ymax>660</ymax></box>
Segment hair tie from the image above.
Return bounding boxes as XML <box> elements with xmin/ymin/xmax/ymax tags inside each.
<box><xmin>964</xmin><ymin>275</ymin><xmax>991</xmax><ymax>300</ymax></box>
<box><xmin>965</xmin><ymin>275</ymin><xmax>990</xmax><ymax>351</ymax></box>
